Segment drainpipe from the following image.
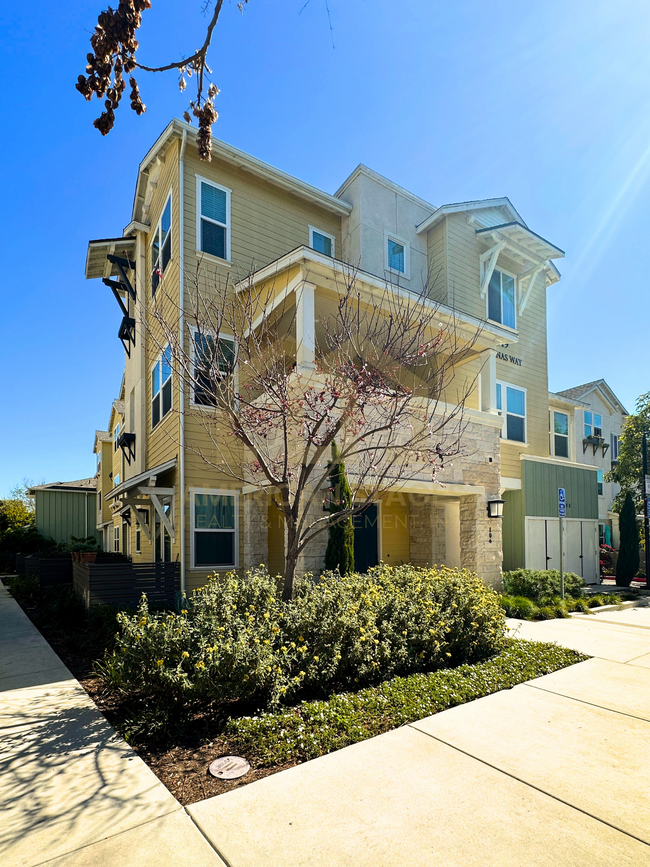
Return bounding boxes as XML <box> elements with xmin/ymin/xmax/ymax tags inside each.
<box><xmin>85</xmin><ymin>491</ymin><xmax>88</xmax><ymax>537</ymax></box>
<box><xmin>179</xmin><ymin>129</ymin><xmax>187</xmax><ymax>593</ymax></box>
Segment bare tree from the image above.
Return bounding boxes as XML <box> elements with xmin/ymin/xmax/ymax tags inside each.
<box><xmin>149</xmin><ymin>265</ymin><xmax>481</xmax><ymax>600</ymax></box>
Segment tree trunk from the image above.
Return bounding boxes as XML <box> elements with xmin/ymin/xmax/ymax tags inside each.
<box><xmin>283</xmin><ymin>520</ymin><xmax>299</xmax><ymax>601</ymax></box>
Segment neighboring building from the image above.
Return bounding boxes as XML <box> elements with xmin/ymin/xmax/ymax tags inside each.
<box><xmin>28</xmin><ymin>479</ymin><xmax>98</xmax><ymax>546</ymax></box>
<box><xmin>85</xmin><ymin>117</ymin><xmax>595</xmax><ymax>590</ymax></box>
<box><xmin>555</xmin><ymin>379</ymin><xmax>628</xmax><ymax>548</ymax></box>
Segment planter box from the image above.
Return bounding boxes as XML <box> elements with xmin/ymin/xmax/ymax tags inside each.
<box><xmin>24</xmin><ymin>555</ymin><xmax>41</xmax><ymax>578</ymax></box>
<box><xmin>72</xmin><ymin>561</ymin><xmax>180</xmax><ymax>610</ymax></box>
<box><xmin>39</xmin><ymin>558</ymin><xmax>73</xmax><ymax>588</ymax></box>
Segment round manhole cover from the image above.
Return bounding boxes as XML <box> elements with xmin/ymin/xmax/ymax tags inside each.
<box><xmin>208</xmin><ymin>756</ymin><xmax>250</xmax><ymax>780</ymax></box>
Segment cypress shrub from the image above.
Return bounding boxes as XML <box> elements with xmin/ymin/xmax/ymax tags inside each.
<box><xmin>324</xmin><ymin>442</ymin><xmax>355</xmax><ymax>575</ymax></box>
<box><xmin>616</xmin><ymin>491</ymin><xmax>639</xmax><ymax>587</ymax></box>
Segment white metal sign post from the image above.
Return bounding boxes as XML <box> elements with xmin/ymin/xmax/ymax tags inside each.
<box><xmin>558</xmin><ymin>488</ymin><xmax>566</xmax><ymax>599</ymax></box>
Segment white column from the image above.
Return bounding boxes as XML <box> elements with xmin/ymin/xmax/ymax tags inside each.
<box><xmin>444</xmin><ymin>500</ymin><xmax>461</xmax><ymax>568</ymax></box>
<box><xmin>296</xmin><ymin>281</ymin><xmax>316</xmax><ymax>373</ymax></box>
<box><xmin>481</xmin><ymin>349</ymin><xmax>497</xmax><ymax>414</ymax></box>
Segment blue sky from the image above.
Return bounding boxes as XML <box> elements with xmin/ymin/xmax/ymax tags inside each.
<box><xmin>1</xmin><ymin>0</ymin><xmax>648</xmax><ymax>495</ymax></box>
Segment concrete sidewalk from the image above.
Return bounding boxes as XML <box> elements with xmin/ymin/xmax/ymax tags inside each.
<box><xmin>3</xmin><ymin>582</ymin><xmax>650</xmax><ymax>866</ymax></box>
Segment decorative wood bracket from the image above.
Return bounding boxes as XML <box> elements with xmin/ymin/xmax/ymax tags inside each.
<box><xmin>117</xmin><ymin>431</ymin><xmax>136</xmax><ymax>465</ymax></box>
<box><xmin>139</xmin><ymin>487</ymin><xmax>176</xmax><ymax>541</ymax></box>
<box><xmin>479</xmin><ymin>241</ymin><xmax>507</xmax><ymax>298</ymax></box>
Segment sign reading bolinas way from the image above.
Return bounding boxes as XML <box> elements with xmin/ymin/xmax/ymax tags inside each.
<box><xmin>496</xmin><ymin>351</ymin><xmax>522</xmax><ymax>366</ymax></box>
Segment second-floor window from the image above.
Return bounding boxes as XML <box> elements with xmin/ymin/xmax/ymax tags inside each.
<box><xmin>552</xmin><ymin>411</ymin><xmax>569</xmax><ymax>458</ymax></box>
<box><xmin>597</xmin><ymin>468</ymin><xmax>604</xmax><ymax>496</ymax></box>
<box><xmin>114</xmin><ymin>474</ymin><xmax>120</xmax><ymax>488</ymax></box>
<box><xmin>584</xmin><ymin>411</ymin><xmax>602</xmax><ymax>438</ymax></box>
<box><xmin>151</xmin><ymin>194</ymin><xmax>172</xmax><ymax>294</ymax></box>
<box><xmin>497</xmin><ymin>381</ymin><xmax>526</xmax><ymax>443</ymax></box>
<box><xmin>197</xmin><ymin>177</ymin><xmax>230</xmax><ymax>261</ymax></box>
<box><xmin>309</xmin><ymin>226</ymin><xmax>335</xmax><ymax>257</ymax></box>
<box><xmin>611</xmin><ymin>433</ymin><xmax>619</xmax><ymax>460</ymax></box>
<box><xmin>386</xmin><ymin>236</ymin><xmax>407</xmax><ymax>274</ymax></box>
<box><xmin>152</xmin><ymin>346</ymin><xmax>172</xmax><ymax>428</ymax></box>
<box><xmin>114</xmin><ymin>423</ymin><xmax>120</xmax><ymax>451</ymax></box>
<box><xmin>488</xmin><ymin>268</ymin><xmax>516</xmax><ymax>329</ymax></box>
<box><xmin>192</xmin><ymin>329</ymin><xmax>235</xmax><ymax>407</ymax></box>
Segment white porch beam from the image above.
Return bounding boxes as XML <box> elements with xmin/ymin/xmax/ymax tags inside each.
<box><xmin>296</xmin><ymin>281</ymin><xmax>316</xmax><ymax>373</ymax></box>
<box><xmin>244</xmin><ymin>273</ymin><xmax>303</xmax><ymax>337</ymax></box>
<box><xmin>124</xmin><ymin>498</ymin><xmax>152</xmax><ymax>543</ymax></box>
<box><xmin>479</xmin><ymin>241</ymin><xmax>507</xmax><ymax>299</ymax></box>
<box><xmin>139</xmin><ymin>487</ymin><xmax>175</xmax><ymax>541</ymax></box>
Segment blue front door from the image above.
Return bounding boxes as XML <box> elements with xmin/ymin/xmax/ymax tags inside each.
<box><xmin>354</xmin><ymin>503</ymin><xmax>379</xmax><ymax>574</ymax></box>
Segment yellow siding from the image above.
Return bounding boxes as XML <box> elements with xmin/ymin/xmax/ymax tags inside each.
<box><xmin>379</xmin><ymin>493</ymin><xmax>410</xmax><ymax>565</ymax></box>
<box><xmin>426</xmin><ymin>219</ymin><xmax>447</xmax><ymax>303</ymax></box>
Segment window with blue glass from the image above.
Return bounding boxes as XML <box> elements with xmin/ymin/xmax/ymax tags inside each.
<box><xmin>497</xmin><ymin>380</ymin><xmax>526</xmax><ymax>443</ymax></box>
<box><xmin>488</xmin><ymin>268</ymin><xmax>516</xmax><ymax>329</ymax></box>
<box><xmin>309</xmin><ymin>226</ymin><xmax>334</xmax><ymax>257</ymax></box>
<box><xmin>387</xmin><ymin>237</ymin><xmax>405</xmax><ymax>273</ymax></box>
<box><xmin>151</xmin><ymin>194</ymin><xmax>172</xmax><ymax>294</ymax></box>
<box><xmin>151</xmin><ymin>346</ymin><xmax>172</xmax><ymax>428</ymax></box>
<box><xmin>584</xmin><ymin>411</ymin><xmax>602</xmax><ymax>438</ymax></box>
<box><xmin>197</xmin><ymin>177</ymin><xmax>230</xmax><ymax>260</ymax></box>
<box><xmin>192</xmin><ymin>492</ymin><xmax>237</xmax><ymax>567</ymax></box>
<box><xmin>597</xmin><ymin>468</ymin><xmax>604</xmax><ymax>496</ymax></box>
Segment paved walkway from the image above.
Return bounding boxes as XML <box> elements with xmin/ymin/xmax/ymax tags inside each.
<box><xmin>2</xmin><ymin>583</ymin><xmax>650</xmax><ymax>866</ymax></box>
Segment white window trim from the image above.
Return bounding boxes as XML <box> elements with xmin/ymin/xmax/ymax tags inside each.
<box><xmin>189</xmin><ymin>488</ymin><xmax>239</xmax><ymax>570</ymax></box>
<box><xmin>150</xmin><ymin>347</ymin><xmax>173</xmax><ymax>430</ymax></box>
<box><xmin>189</xmin><ymin>325</ymin><xmax>238</xmax><ymax>410</ymax></box>
<box><xmin>151</xmin><ymin>190</ymin><xmax>173</xmax><ymax>294</ymax></box>
<box><xmin>550</xmin><ymin>409</ymin><xmax>571</xmax><ymax>460</ymax></box>
<box><xmin>196</xmin><ymin>175</ymin><xmax>232</xmax><ymax>263</ymax></box>
<box><xmin>384</xmin><ymin>230</ymin><xmax>411</xmax><ymax>280</ymax></box>
<box><xmin>114</xmin><ymin>525</ymin><xmax>120</xmax><ymax>553</ymax></box>
<box><xmin>486</xmin><ymin>265</ymin><xmax>517</xmax><ymax>330</ymax></box>
<box><xmin>309</xmin><ymin>225</ymin><xmax>336</xmax><ymax>258</ymax></box>
<box><xmin>496</xmin><ymin>379</ymin><xmax>527</xmax><ymax>444</ymax></box>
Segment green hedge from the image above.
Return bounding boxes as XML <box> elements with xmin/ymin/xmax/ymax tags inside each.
<box><xmin>502</xmin><ymin>569</ymin><xmax>585</xmax><ymax>603</ymax></box>
<box><xmin>227</xmin><ymin>639</ymin><xmax>588</xmax><ymax>763</ymax></box>
<box><xmin>107</xmin><ymin>564</ymin><xmax>506</xmax><ymax>710</ymax></box>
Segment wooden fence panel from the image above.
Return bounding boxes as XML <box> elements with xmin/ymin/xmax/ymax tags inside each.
<box><xmin>39</xmin><ymin>559</ymin><xmax>73</xmax><ymax>588</ymax></box>
<box><xmin>72</xmin><ymin>561</ymin><xmax>180</xmax><ymax>609</ymax></box>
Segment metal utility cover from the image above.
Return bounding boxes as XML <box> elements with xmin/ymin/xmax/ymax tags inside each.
<box><xmin>209</xmin><ymin>756</ymin><xmax>250</xmax><ymax>780</ymax></box>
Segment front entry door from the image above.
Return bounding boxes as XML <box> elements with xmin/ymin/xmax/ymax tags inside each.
<box><xmin>354</xmin><ymin>503</ymin><xmax>379</xmax><ymax>574</ymax></box>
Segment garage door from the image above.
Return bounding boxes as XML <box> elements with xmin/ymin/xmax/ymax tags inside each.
<box><xmin>525</xmin><ymin>518</ymin><xmax>599</xmax><ymax>584</ymax></box>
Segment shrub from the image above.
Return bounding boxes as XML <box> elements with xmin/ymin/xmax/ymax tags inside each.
<box><xmin>107</xmin><ymin>564</ymin><xmax>506</xmax><ymax>711</ymax></box>
<box><xmin>499</xmin><ymin>594</ymin><xmax>539</xmax><ymax>619</ymax></box>
<box><xmin>616</xmin><ymin>492</ymin><xmax>639</xmax><ymax>587</ymax></box>
<box><xmin>324</xmin><ymin>442</ymin><xmax>355</xmax><ymax>575</ymax></box>
<box><xmin>502</xmin><ymin>569</ymin><xmax>585</xmax><ymax>603</ymax></box>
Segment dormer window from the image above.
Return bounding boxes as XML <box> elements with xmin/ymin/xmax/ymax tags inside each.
<box><xmin>151</xmin><ymin>194</ymin><xmax>172</xmax><ymax>295</ymax></box>
<box><xmin>385</xmin><ymin>232</ymin><xmax>410</xmax><ymax>279</ymax></box>
<box><xmin>488</xmin><ymin>268</ymin><xmax>516</xmax><ymax>329</ymax></box>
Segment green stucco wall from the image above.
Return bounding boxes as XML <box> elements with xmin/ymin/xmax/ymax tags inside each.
<box><xmin>522</xmin><ymin>460</ymin><xmax>598</xmax><ymax>519</ymax></box>
<box><xmin>34</xmin><ymin>490</ymin><xmax>99</xmax><ymax>545</ymax></box>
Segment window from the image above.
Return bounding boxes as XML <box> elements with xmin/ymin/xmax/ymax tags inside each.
<box><xmin>97</xmin><ymin>451</ymin><xmax>101</xmax><ymax>470</ymax></box>
<box><xmin>151</xmin><ymin>346</ymin><xmax>172</xmax><ymax>428</ymax></box>
<box><xmin>114</xmin><ymin>525</ymin><xmax>120</xmax><ymax>552</ymax></box>
<box><xmin>114</xmin><ymin>423</ymin><xmax>120</xmax><ymax>451</ymax></box>
<box><xmin>386</xmin><ymin>236</ymin><xmax>406</xmax><ymax>274</ymax></box>
<box><xmin>487</xmin><ymin>268</ymin><xmax>516</xmax><ymax>329</ymax></box>
<box><xmin>496</xmin><ymin>381</ymin><xmax>526</xmax><ymax>443</ymax></box>
<box><xmin>584</xmin><ymin>411</ymin><xmax>602</xmax><ymax>438</ymax></box>
<box><xmin>114</xmin><ymin>474</ymin><xmax>120</xmax><ymax>487</ymax></box>
<box><xmin>611</xmin><ymin>433</ymin><xmax>619</xmax><ymax>460</ymax></box>
<box><xmin>97</xmin><ymin>492</ymin><xmax>102</xmax><ymax>513</ymax></box>
<box><xmin>192</xmin><ymin>491</ymin><xmax>238</xmax><ymax>568</ymax></box>
<box><xmin>135</xmin><ymin>509</ymin><xmax>147</xmax><ymax>555</ymax></box>
<box><xmin>151</xmin><ymin>194</ymin><xmax>172</xmax><ymax>294</ymax></box>
<box><xmin>597</xmin><ymin>468</ymin><xmax>604</xmax><ymax>496</ymax></box>
<box><xmin>192</xmin><ymin>329</ymin><xmax>235</xmax><ymax>406</ymax></box>
<box><xmin>553</xmin><ymin>411</ymin><xmax>569</xmax><ymax>458</ymax></box>
<box><xmin>309</xmin><ymin>226</ymin><xmax>335</xmax><ymax>257</ymax></box>
<box><xmin>197</xmin><ymin>177</ymin><xmax>230</xmax><ymax>261</ymax></box>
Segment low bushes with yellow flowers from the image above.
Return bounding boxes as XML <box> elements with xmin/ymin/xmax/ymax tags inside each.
<box><xmin>106</xmin><ymin>563</ymin><xmax>506</xmax><ymax>711</ymax></box>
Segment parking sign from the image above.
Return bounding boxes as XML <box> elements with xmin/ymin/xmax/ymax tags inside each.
<box><xmin>558</xmin><ymin>487</ymin><xmax>566</xmax><ymax>517</ymax></box>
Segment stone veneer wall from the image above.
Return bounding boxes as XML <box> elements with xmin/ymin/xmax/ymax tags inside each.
<box><xmin>408</xmin><ymin>495</ymin><xmax>446</xmax><ymax>567</ymax></box>
<box><xmin>243</xmin><ymin>490</ymin><xmax>268</xmax><ymax>572</ymax></box>
<box><xmin>295</xmin><ymin>484</ymin><xmax>328</xmax><ymax>577</ymax></box>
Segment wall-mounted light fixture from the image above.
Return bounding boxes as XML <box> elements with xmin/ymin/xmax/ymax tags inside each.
<box><xmin>487</xmin><ymin>499</ymin><xmax>505</xmax><ymax>519</ymax></box>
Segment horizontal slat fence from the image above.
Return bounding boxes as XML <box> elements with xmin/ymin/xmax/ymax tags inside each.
<box><xmin>73</xmin><ymin>561</ymin><xmax>180</xmax><ymax>609</ymax></box>
<box><xmin>24</xmin><ymin>556</ymin><xmax>41</xmax><ymax>577</ymax></box>
<box><xmin>39</xmin><ymin>558</ymin><xmax>73</xmax><ymax>588</ymax></box>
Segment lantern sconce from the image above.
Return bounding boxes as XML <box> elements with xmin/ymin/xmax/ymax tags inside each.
<box><xmin>487</xmin><ymin>499</ymin><xmax>505</xmax><ymax>519</ymax></box>
<box><xmin>487</xmin><ymin>498</ymin><xmax>505</xmax><ymax>544</ymax></box>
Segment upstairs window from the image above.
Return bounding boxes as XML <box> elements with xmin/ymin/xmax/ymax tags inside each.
<box><xmin>488</xmin><ymin>268</ymin><xmax>516</xmax><ymax>329</ymax></box>
<box><xmin>597</xmin><ymin>468</ymin><xmax>604</xmax><ymax>496</ymax></box>
<box><xmin>553</xmin><ymin>411</ymin><xmax>569</xmax><ymax>458</ymax></box>
<box><xmin>114</xmin><ymin>474</ymin><xmax>120</xmax><ymax>488</ymax></box>
<box><xmin>192</xmin><ymin>329</ymin><xmax>235</xmax><ymax>407</ymax></box>
<box><xmin>611</xmin><ymin>433</ymin><xmax>619</xmax><ymax>460</ymax></box>
<box><xmin>386</xmin><ymin>236</ymin><xmax>406</xmax><ymax>274</ymax></box>
<box><xmin>114</xmin><ymin>423</ymin><xmax>120</xmax><ymax>451</ymax></box>
<box><xmin>584</xmin><ymin>411</ymin><xmax>602</xmax><ymax>438</ymax></box>
<box><xmin>309</xmin><ymin>226</ymin><xmax>335</xmax><ymax>257</ymax></box>
<box><xmin>151</xmin><ymin>194</ymin><xmax>172</xmax><ymax>294</ymax></box>
<box><xmin>497</xmin><ymin>381</ymin><xmax>526</xmax><ymax>443</ymax></box>
<box><xmin>197</xmin><ymin>177</ymin><xmax>230</xmax><ymax>261</ymax></box>
<box><xmin>152</xmin><ymin>346</ymin><xmax>172</xmax><ymax>428</ymax></box>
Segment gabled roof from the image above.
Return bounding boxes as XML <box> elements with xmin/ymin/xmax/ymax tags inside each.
<box><xmin>415</xmin><ymin>197</ymin><xmax>526</xmax><ymax>235</ymax></box>
<box><xmin>548</xmin><ymin>390</ymin><xmax>589</xmax><ymax>409</ymax></box>
<box><xmin>557</xmin><ymin>379</ymin><xmax>628</xmax><ymax>416</ymax></box>
<box><xmin>28</xmin><ymin>478</ymin><xmax>97</xmax><ymax>494</ymax></box>
<box><xmin>335</xmin><ymin>164</ymin><xmax>436</xmax><ymax>212</ymax></box>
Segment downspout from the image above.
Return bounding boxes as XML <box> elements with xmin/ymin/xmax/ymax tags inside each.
<box><xmin>179</xmin><ymin>129</ymin><xmax>187</xmax><ymax>593</ymax></box>
<box><xmin>85</xmin><ymin>491</ymin><xmax>88</xmax><ymax>537</ymax></box>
